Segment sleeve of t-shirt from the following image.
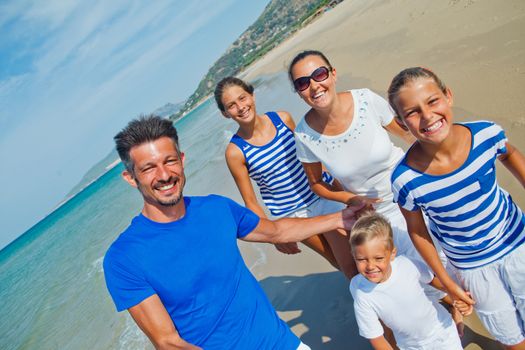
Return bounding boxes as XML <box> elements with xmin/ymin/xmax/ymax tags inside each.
<box><xmin>222</xmin><ymin>196</ymin><xmax>260</xmax><ymax>238</ymax></box>
<box><xmin>367</xmin><ymin>88</ymin><xmax>395</xmax><ymax>126</ymax></box>
<box><xmin>349</xmin><ymin>278</ymin><xmax>384</xmax><ymax>339</ymax></box>
<box><xmin>488</xmin><ymin>122</ymin><xmax>508</xmax><ymax>155</ymax></box>
<box><xmin>103</xmin><ymin>249</ymin><xmax>156</xmax><ymax>312</ymax></box>
<box><xmin>294</xmin><ymin>120</ymin><xmax>320</xmax><ymax>163</ymax></box>
<box><xmin>391</xmin><ymin>163</ymin><xmax>420</xmax><ymax>211</ymax></box>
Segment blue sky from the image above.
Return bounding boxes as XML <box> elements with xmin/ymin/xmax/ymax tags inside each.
<box><xmin>0</xmin><ymin>0</ymin><xmax>269</xmax><ymax>249</ymax></box>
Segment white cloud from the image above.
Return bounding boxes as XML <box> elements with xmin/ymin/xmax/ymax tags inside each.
<box><xmin>21</xmin><ymin>0</ymin><xmax>81</xmax><ymax>28</ymax></box>
<box><xmin>72</xmin><ymin>3</ymin><xmax>233</xmax><ymax>119</ymax></box>
<box><xmin>0</xmin><ymin>74</ymin><xmax>29</xmax><ymax>127</ymax></box>
<box><xmin>32</xmin><ymin>1</ymin><xmax>126</xmax><ymax>80</ymax></box>
<box><xmin>0</xmin><ymin>0</ymin><xmax>232</xmax><ymax>131</ymax></box>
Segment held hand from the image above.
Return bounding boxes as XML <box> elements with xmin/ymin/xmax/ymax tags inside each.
<box><xmin>274</xmin><ymin>242</ymin><xmax>301</xmax><ymax>254</ymax></box>
<box><xmin>453</xmin><ymin>291</ymin><xmax>475</xmax><ymax>316</ymax></box>
<box><xmin>447</xmin><ymin>283</ymin><xmax>475</xmax><ymax>310</ymax></box>
<box><xmin>346</xmin><ymin>195</ymin><xmax>381</xmax><ymax>215</ymax></box>
<box><xmin>341</xmin><ymin>201</ymin><xmax>367</xmax><ymax>230</ymax></box>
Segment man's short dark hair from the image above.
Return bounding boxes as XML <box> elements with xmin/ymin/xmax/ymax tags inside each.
<box><xmin>114</xmin><ymin>115</ymin><xmax>179</xmax><ymax>173</ymax></box>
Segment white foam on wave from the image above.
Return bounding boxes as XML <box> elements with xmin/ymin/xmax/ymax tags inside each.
<box><xmin>221</xmin><ymin>129</ymin><xmax>234</xmax><ymax>144</ymax></box>
<box><xmin>86</xmin><ymin>256</ymin><xmax>104</xmax><ymax>280</ymax></box>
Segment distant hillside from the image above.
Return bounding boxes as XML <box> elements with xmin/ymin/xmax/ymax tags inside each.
<box><xmin>65</xmin><ymin>149</ymin><xmax>120</xmax><ymax>199</ymax></box>
<box><xmin>170</xmin><ymin>0</ymin><xmax>344</xmax><ymax>121</ymax></box>
<box><xmin>153</xmin><ymin>101</ymin><xmax>185</xmax><ymax>119</ymax></box>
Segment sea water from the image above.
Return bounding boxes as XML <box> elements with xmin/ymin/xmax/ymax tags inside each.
<box><xmin>0</xmin><ymin>72</ymin><xmax>309</xmax><ymax>350</ymax></box>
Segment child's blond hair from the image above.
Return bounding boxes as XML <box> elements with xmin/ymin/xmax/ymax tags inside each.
<box><xmin>350</xmin><ymin>212</ymin><xmax>394</xmax><ymax>252</ymax></box>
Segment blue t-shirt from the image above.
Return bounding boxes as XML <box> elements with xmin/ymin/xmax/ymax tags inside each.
<box><xmin>103</xmin><ymin>195</ymin><xmax>299</xmax><ymax>349</ymax></box>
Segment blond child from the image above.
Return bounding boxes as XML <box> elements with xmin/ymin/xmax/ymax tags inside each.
<box><xmin>389</xmin><ymin>67</ymin><xmax>525</xmax><ymax>349</ymax></box>
<box><xmin>349</xmin><ymin>212</ymin><xmax>465</xmax><ymax>350</ymax></box>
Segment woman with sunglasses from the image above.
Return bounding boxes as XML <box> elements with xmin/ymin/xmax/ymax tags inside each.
<box><xmin>288</xmin><ymin>51</ymin><xmax>467</xmax><ymax>340</ymax></box>
<box><xmin>289</xmin><ymin>50</ymin><xmax>423</xmax><ymax>263</ymax></box>
<box><xmin>214</xmin><ymin>76</ymin><xmax>359</xmax><ymax>279</ymax></box>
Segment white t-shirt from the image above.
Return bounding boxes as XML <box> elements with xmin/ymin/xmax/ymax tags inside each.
<box><xmin>294</xmin><ymin>88</ymin><xmax>405</xmax><ymax>216</ymax></box>
<box><xmin>349</xmin><ymin>256</ymin><xmax>455</xmax><ymax>349</ymax></box>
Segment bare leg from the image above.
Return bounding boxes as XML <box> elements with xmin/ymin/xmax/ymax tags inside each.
<box><xmin>322</xmin><ymin>228</ymin><xmax>357</xmax><ymax>280</ymax></box>
<box><xmin>506</xmin><ymin>340</ymin><xmax>525</xmax><ymax>350</ymax></box>
<box><xmin>301</xmin><ymin>234</ymin><xmax>340</xmax><ymax>270</ymax></box>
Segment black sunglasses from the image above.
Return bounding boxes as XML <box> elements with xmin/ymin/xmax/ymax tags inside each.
<box><xmin>293</xmin><ymin>66</ymin><xmax>330</xmax><ymax>92</ymax></box>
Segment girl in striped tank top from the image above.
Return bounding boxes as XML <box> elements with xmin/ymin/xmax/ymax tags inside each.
<box><xmin>214</xmin><ymin>77</ymin><xmax>356</xmax><ymax>279</ymax></box>
<box><xmin>389</xmin><ymin>67</ymin><xmax>525</xmax><ymax>348</ymax></box>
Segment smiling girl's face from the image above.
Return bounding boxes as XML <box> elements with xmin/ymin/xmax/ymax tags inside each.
<box><xmin>393</xmin><ymin>77</ymin><xmax>454</xmax><ymax>146</ymax></box>
<box><xmin>220</xmin><ymin>84</ymin><xmax>257</xmax><ymax>125</ymax></box>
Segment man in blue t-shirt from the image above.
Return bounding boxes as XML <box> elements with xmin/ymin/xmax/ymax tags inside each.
<box><xmin>103</xmin><ymin>115</ymin><xmax>360</xmax><ymax>350</ymax></box>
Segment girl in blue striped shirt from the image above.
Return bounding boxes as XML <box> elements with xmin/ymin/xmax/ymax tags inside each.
<box><xmin>214</xmin><ymin>77</ymin><xmax>355</xmax><ymax>279</ymax></box>
<box><xmin>389</xmin><ymin>67</ymin><xmax>525</xmax><ymax>349</ymax></box>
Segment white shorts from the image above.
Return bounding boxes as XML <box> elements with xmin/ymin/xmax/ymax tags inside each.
<box><xmin>401</xmin><ymin>319</ymin><xmax>462</xmax><ymax>350</ymax></box>
<box><xmin>285</xmin><ymin>197</ymin><xmax>345</xmax><ymax>219</ymax></box>
<box><xmin>452</xmin><ymin>243</ymin><xmax>525</xmax><ymax>346</ymax></box>
<box><xmin>296</xmin><ymin>341</ymin><xmax>311</xmax><ymax>350</ymax></box>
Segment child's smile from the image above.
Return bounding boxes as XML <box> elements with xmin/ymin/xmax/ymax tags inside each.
<box><xmin>422</xmin><ymin>118</ymin><xmax>443</xmax><ymax>133</ymax></box>
<box><xmin>353</xmin><ymin>237</ymin><xmax>396</xmax><ymax>284</ymax></box>
<box><xmin>394</xmin><ymin>78</ymin><xmax>453</xmax><ymax>145</ymax></box>
<box><xmin>221</xmin><ymin>85</ymin><xmax>257</xmax><ymax>124</ymax></box>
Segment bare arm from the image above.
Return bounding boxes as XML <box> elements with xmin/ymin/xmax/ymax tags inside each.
<box><xmin>281</xmin><ymin>110</ymin><xmax>348</xmax><ymax>198</ymax></box>
<box><xmin>242</xmin><ymin>203</ymin><xmax>363</xmax><ymax>244</ymax></box>
<box><xmin>499</xmin><ymin>142</ymin><xmax>525</xmax><ymax>188</ymax></box>
<box><xmin>383</xmin><ymin>119</ymin><xmax>416</xmax><ymax>145</ymax></box>
<box><xmin>428</xmin><ymin>275</ymin><xmax>446</xmax><ymax>292</ymax></box>
<box><xmin>278</xmin><ymin>110</ymin><xmax>296</xmax><ymax>131</ymax></box>
<box><xmin>225</xmin><ymin>144</ymin><xmax>267</xmax><ymax>217</ymax></box>
<box><xmin>302</xmin><ymin>162</ymin><xmax>379</xmax><ymax>206</ymax></box>
<box><xmin>400</xmin><ymin>206</ymin><xmax>475</xmax><ymax>307</ymax></box>
<box><xmin>369</xmin><ymin>336</ymin><xmax>394</xmax><ymax>350</ymax></box>
<box><xmin>128</xmin><ymin>295</ymin><xmax>202</xmax><ymax>350</ymax></box>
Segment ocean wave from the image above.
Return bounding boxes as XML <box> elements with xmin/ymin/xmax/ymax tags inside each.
<box><xmin>86</xmin><ymin>256</ymin><xmax>104</xmax><ymax>280</ymax></box>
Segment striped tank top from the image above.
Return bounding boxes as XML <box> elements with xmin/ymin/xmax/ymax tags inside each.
<box><xmin>230</xmin><ymin>112</ymin><xmax>328</xmax><ymax>216</ymax></box>
<box><xmin>391</xmin><ymin>121</ymin><xmax>525</xmax><ymax>269</ymax></box>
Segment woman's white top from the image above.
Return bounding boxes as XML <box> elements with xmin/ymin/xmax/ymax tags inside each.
<box><xmin>294</xmin><ymin>88</ymin><xmax>404</xmax><ymax>215</ymax></box>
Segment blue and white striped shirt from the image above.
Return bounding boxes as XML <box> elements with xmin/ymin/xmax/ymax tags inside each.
<box><xmin>230</xmin><ymin>112</ymin><xmax>328</xmax><ymax>217</ymax></box>
<box><xmin>391</xmin><ymin>121</ymin><xmax>525</xmax><ymax>269</ymax></box>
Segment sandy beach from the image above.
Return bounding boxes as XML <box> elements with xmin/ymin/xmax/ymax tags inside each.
<box><xmin>239</xmin><ymin>0</ymin><xmax>525</xmax><ymax>349</ymax></box>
